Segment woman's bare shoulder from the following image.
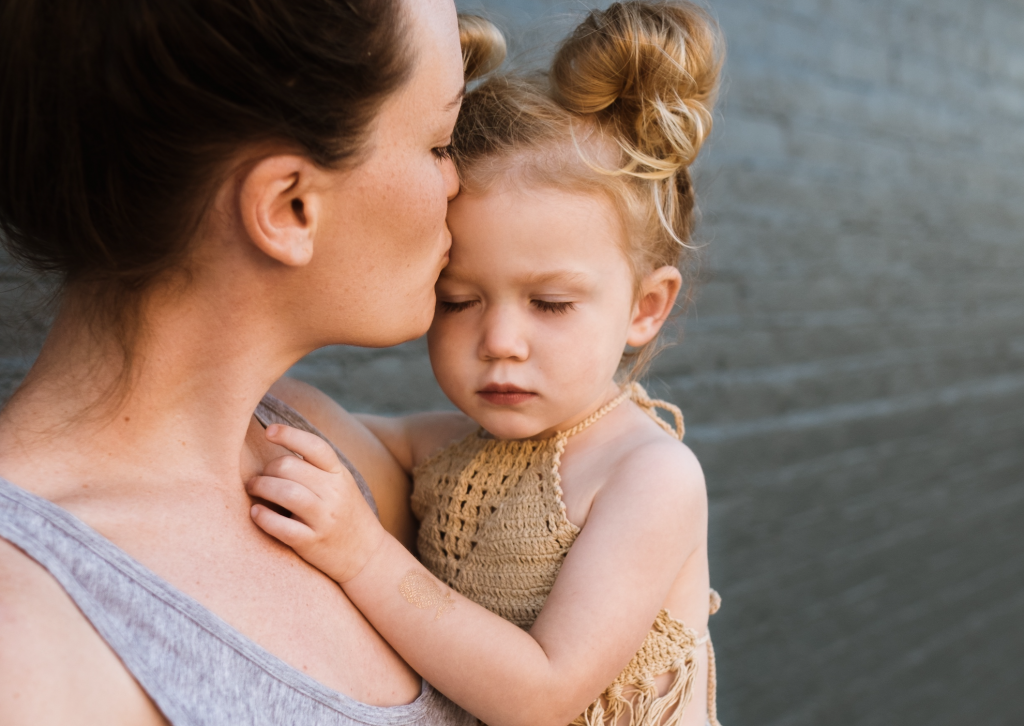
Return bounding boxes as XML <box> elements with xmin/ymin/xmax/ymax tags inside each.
<box><xmin>267</xmin><ymin>377</ymin><xmax>398</xmax><ymax>475</ymax></box>
<box><xmin>0</xmin><ymin>539</ymin><xmax>168</xmax><ymax>725</ymax></box>
<box><xmin>266</xmin><ymin>377</ymin><xmax>419</xmax><ymax>548</ymax></box>
<box><xmin>268</xmin><ymin>377</ymin><xmax>476</xmax><ymax>469</ymax></box>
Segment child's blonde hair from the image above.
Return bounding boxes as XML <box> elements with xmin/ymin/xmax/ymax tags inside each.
<box><xmin>456</xmin><ymin>2</ymin><xmax>724</xmax><ymax>376</ymax></box>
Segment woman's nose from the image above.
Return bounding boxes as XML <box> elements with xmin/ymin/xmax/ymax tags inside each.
<box><xmin>443</xmin><ymin>157</ymin><xmax>459</xmax><ymax>201</ymax></box>
<box><xmin>478</xmin><ymin>308</ymin><xmax>528</xmax><ymax>361</ymax></box>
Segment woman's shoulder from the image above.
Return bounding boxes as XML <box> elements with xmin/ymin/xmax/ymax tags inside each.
<box><xmin>266</xmin><ymin>377</ymin><xmax>418</xmax><ymax>547</ymax></box>
<box><xmin>267</xmin><ymin>377</ymin><xmax>396</xmax><ymax>475</ymax></box>
<box><xmin>267</xmin><ymin>377</ymin><xmax>357</xmax><ymax>434</ymax></box>
<box><xmin>0</xmin><ymin>538</ymin><xmax>168</xmax><ymax>724</ymax></box>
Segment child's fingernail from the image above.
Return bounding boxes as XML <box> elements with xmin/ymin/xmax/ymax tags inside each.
<box><xmin>266</xmin><ymin>424</ymin><xmax>279</xmax><ymax>437</ymax></box>
<box><xmin>251</xmin><ymin>504</ymin><xmax>259</xmax><ymax>518</ymax></box>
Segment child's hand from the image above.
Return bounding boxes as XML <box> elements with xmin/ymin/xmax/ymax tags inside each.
<box><xmin>246</xmin><ymin>424</ymin><xmax>385</xmax><ymax>583</ymax></box>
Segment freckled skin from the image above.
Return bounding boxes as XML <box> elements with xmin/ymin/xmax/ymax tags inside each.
<box><xmin>0</xmin><ymin>0</ymin><xmax>468</xmax><ymax>721</ymax></box>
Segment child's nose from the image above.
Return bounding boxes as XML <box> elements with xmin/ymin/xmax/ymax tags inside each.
<box><xmin>478</xmin><ymin>308</ymin><xmax>528</xmax><ymax>361</ymax></box>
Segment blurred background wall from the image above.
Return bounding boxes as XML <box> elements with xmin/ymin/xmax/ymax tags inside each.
<box><xmin>2</xmin><ymin>0</ymin><xmax>1023</xmax><ymax>723</ymax></box>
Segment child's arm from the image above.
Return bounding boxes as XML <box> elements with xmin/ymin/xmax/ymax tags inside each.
<box><xmin>355</xmin><ymin>411</ymin><xmax>478</xmax><ymax>474</ymax></box>
<box><xmin>248</xmin><ymin>424</ymin><xmax>707</xmax><ymax>726</ymax></box>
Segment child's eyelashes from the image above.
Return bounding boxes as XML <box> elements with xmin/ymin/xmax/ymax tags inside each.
<box><xmin>432</xmin><ymin>143</ymin><xmax>454</xmax><ymax>161</ymax></box>
<box><xmin>438</xmin><ymin>299</ymin><xmax>477</xmax><ymax>313</ymax></box>
<box><xmin>532</xmin><ymin>300</ymin><xmax>576</xmax><ymax>314</ymax></box>
<box><xmin>437</xmin><ymin>299</ymin><xmax>576</xmax><ymax>315</ymax></box>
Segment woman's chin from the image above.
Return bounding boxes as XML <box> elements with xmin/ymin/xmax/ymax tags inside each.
<box><xmin>362</xmin><ymin>309</ymin><xmax>435</xmax><ymax>348</ymax></box>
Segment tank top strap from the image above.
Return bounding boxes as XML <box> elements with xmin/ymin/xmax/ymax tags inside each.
<box><xmin>255</xmin><ymin>393</ymin><xmax>378</xmax><ymax>518</ymax></box>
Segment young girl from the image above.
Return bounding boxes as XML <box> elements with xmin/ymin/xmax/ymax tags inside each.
<box><xmin>248</xmin><ymin>3</ymin><xmax>724</xmax><ymax>724</ymax></box>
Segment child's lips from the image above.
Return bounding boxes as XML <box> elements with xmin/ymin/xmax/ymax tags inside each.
<box><xmin>477</xmin><ymin>385</ymin><xmax>536</xmax><ymax>406</ymax></box>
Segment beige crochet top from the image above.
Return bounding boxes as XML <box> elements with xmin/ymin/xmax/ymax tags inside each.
<box><xmin>411</xmin><ymin>383</ymin><xmax>722</xmax><ymax>726</ymax></box>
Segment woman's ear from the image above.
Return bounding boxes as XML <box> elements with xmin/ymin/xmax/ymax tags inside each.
<box><xmin>626</xmin><ymin>266</ymin><xmax>683</xmax><ymax>347</ymax></box>
<box><xmin>238</xmin><ymin>155</ymin><xmax>322</xmax><ymax>267</ymax></box>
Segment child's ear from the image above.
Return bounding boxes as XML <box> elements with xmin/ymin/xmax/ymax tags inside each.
<box><xmin>238</xmin><ymin>154</ymin><xmax>323</xmax><ymax>267</ymax></box>
<box><xmin>626</xmin><ymin>266</ymin><xmax>683</xmax><ymax>347</ymax></box>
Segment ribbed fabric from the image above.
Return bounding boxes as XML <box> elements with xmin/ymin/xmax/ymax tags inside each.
<box><xmin>0</xmin><ymin>395</ymin><xmax>472</xmax><ymax>726</ymax></box>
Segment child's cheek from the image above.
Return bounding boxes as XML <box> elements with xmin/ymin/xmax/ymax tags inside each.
<box><xmin>427</xmin><ymin>317</ymin><xmax>474</xmax><ymax>398</ymax></box>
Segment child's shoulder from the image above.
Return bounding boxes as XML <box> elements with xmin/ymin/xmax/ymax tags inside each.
<box><xmin>619</xmin><ymin>429</ymin><xmax>703</xmax><ymax>493</ymax></box>
<box><xmin>596</xmin><ymin>408</ymin><xmax>707</xmax><ymax>521</ymax></box>
<box><xmin>575</xmin><ymin>413</ymin><xmax>707</xmax><ymax>558</ymax></box>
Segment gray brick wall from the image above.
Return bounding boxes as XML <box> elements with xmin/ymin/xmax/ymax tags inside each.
<box><xmin>2</xmin><ymin>1</ymin><xmax>1023</xmax><ymax>723</ymax></box>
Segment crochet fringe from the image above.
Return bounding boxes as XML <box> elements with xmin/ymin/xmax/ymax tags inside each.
<box><xmin>573</xmin><ymin>653</ymin><xmax>698</xmax><ymax>726</ymax></box>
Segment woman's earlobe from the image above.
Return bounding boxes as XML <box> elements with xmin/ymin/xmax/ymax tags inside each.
<box><xmin>626</xmin><ymin>266</ymin><xmax>683</xmax><ymax>347</ymax></box>
<box><xmin>239</xmin><ymin>155</ymin><xmax>319</xmax><ymax>267</ymax></box>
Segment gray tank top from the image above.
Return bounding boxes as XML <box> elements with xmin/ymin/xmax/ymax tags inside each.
<box><xmin>0</xmin><ymin>394</ymin><xmax>474</xmax><ymax>726</ymax></box>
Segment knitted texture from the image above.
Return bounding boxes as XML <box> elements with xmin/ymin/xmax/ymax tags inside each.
<box><xmin>412</xmin><ymin>432</ymin><xmax>577</xmax><ymax>628</ymax></box>
<box><xmin>412</xmin><ymin>384</ymin><xmax>722</xmax><ymax>726</ymax></box>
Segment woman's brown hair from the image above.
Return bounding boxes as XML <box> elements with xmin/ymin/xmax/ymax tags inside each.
<box><xmin>0</xmin><ymin>0</ymin><xmax>410</xmax><ymax>356</ymax></box>
<box><xmin>455</xmin><ymin>1</ymin><xmax>724</xmax><ymax>377</ymax></box>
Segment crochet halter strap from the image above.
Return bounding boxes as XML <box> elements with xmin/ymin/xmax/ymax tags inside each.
<box><xmin>558</xmin><ymin>382</ymin><xmax>685</xmax><ymax>442</ymax></box>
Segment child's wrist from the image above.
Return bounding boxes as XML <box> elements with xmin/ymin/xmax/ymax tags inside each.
<box><xmin>333</xmin><ymin>520</ymin><xmax>389</xmax><ymax>585</ymax></box>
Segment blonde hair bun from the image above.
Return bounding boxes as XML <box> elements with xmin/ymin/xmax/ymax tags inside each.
<box><xmin>459</xmin><ymin>14</ymin><xmax>507</xmax><ymax>82</ymax></box>
<box><xmin>551</xmin><ymin>1</ymin><xmax>723</xmax><ymax>172</ymax></box>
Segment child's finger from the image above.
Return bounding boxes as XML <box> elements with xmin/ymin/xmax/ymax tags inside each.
<box><xmin>261</xmin><ymin>454</ymin><xmax>358</xmax><ymax>503</ymax></box>
<box><xmin>250</xmin><ymin>503</ymin><xmax>314</xmax><ymax>548</ymax></box>
<box><xmin>265</xmin><ymin>425</ymin><xmax>345</xmax><ymax>474</ymax></box>
<box><xmin>246</xmin><ymin>475</ymin><xmax>319</xmax><ymax>518</ymax></box>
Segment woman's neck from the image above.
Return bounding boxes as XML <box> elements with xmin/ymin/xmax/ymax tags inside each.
<box><xmin>0</xmin><ymin>281</ymin><xmax>304</xmax><ymax>500</ymax></box>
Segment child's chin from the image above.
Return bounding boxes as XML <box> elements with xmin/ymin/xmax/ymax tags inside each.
<box><xmin>478</xmin><ymin>414</ymin><xmax>545</xmax><ymax>441</ymax></box>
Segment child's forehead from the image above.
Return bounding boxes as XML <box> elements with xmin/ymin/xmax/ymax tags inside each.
<box><xmin>450</xmin><ymin>179</ymin><xmax>616</xmax><ymax>226</ymax></box>
<box><xmin>456</xmin><ymin>129</ymin><xmax>619</xmax><ymax>197</ymax></box>
<box><xmin>445</xmin><ymin>182</ymin><xmax>629</xmax><ymax>282</ymax></box>
<box><xmin>450</xmin><ymin>186</ymin><xmax>617</xmax><ymax>251</ymax></box>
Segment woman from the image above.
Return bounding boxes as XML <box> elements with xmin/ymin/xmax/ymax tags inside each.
<box><xmin>0</xmin><ymin>0</ymin><xmax>474</xmax><ymax>723</ymax></box>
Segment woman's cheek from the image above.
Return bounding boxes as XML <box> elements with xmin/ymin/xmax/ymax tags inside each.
<box><xmin>419</xmin><ymin>159</ymin><xmax>448</xmax><ymax>226</ymax></box>
<box><xmin>391</xmin><ymin>157</ymin><xmax>437</xmax><ymax>247</ymax></box>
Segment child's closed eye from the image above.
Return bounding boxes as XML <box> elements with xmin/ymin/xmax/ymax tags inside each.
<box><xmin>438</xmin><ymin>299</ymin><xmax>478</xmax><ymax>313</ymax></box>
<box><xmin>531</xmin><ymin>300</ymin><xmax>576</xmax><ymax>314</ymax></box>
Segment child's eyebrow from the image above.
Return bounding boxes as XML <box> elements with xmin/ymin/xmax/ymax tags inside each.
<box><xmin>517</xmin><ymin>270</ymin><xmax>592</xmax><ymax>287</ymax></box>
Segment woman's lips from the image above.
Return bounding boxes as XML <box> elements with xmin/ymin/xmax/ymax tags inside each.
<box><xmin>477</xmin><ymin>385</ymin><xmax>536</xmax><ymax>406</ymax></box>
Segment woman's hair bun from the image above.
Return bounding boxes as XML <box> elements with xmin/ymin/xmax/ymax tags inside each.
<box><xmin>551</xmin><ymin>1</ymin><xmax>723</xmax><ymax>172</ymax></box>
<box><xmin>459</xmin><ymin>15</ymin><xmax>507</xmax><ymax>82</ymax></box>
